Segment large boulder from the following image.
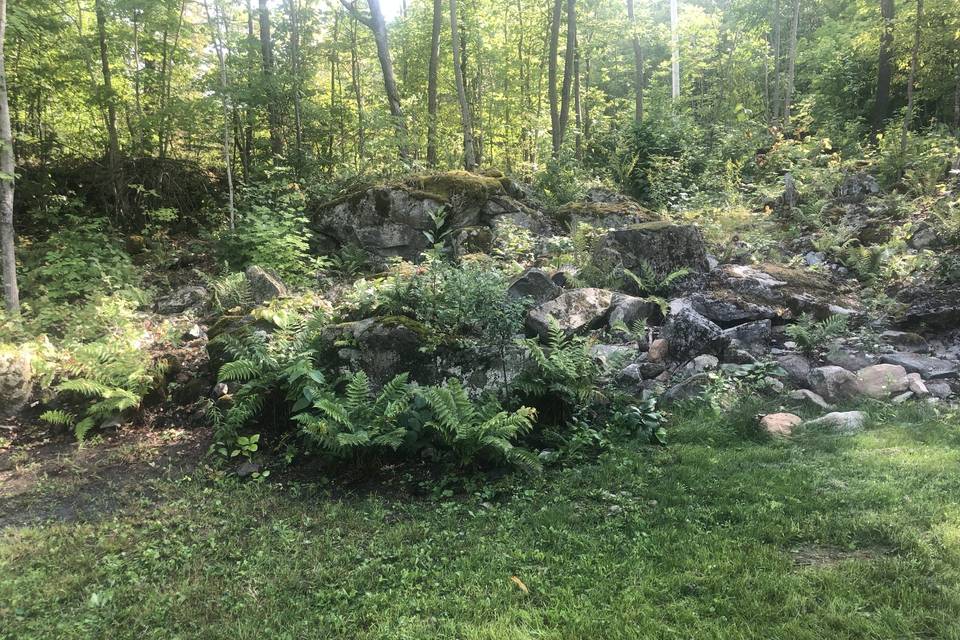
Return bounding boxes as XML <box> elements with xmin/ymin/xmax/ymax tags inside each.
<box><xmin>607</xmin><ymin>294</ymin><xmax>658</xmax><ymax>331</ymax></box>
<box><xmin>0</xmin><ymin>347</ymin><xmax>32</xmax><ymax>418</ymax></box>
<box><xmin>898</xmin><ymin>285</ymin><xmax>960</xmax><ymax>331</ymax></box>
<box><xmin>723</xmin><ymin>320</ymin><xmax>772</xmax><ymax>356</ymax></box>
<box><xmin>156</xmin><ymin>285</ymin><xmax>207</xmax><ymax>314</ymax></box>
<box><xmin>710</xmin><ymin>263</ymin><xmax>859</xmax><ymax>320</ymax></box>
<box><xmin>591</xmin><ymin>222</ymin><xmax>710</xmax><ymax>281</ymax></box>
<box><xmin>526</xmin><ymin>288</ymin><xmax>615</xmax><ymax>340</ymax></box>
<box><xmin>323</xmin><ymin>316</ymin><xmax>433</xmax><ymax>387</ymax></box>
<box><xmin>309</xmin><ymin>171</ymin><xmax>553</xmax><ymax>263</ymax></box>
<box><xmin>661</xmin><ymin>300</ymin><xmax>729</xmax><ymax>360</ymax></box>
<box><xmin>808</xmin><ymin>366</ymin><xmax>859</xmax><ymax>404</ymax></box>
<box><xmin>688</xmin><ymin>292</ymin><xmax>777</xmax><ymax>325</ymax></box>
<box><xmin>835</xmin><ymin>172</ymin><xmax>880</xmax><ymax>204</ymax></box>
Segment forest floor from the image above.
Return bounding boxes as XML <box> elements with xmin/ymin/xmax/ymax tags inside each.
<box><xmin>3</xmin><ymin>402</ymin><xmax>960</xmax><ymax>639</ymax></box>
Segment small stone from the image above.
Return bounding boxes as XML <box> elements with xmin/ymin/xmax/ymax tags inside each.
<box><xmin>892</xmin><ymin>391</ymin><xmax>914</xmax><ymax>404</ymax></box>
<box><xmin>760</xmin><ymin>412</ymin><xmax>802</xmax><ymax>436</ymax></box>
<box><xmin>926</xmin><ymin>381</ymin><xmax>953</xmax><ymax>399</ymax></box>
<box><xmin>507</xmin><ymin>268</ymin><xmax>561</xmax><ymax>303</ymax></box>
<box><xmin>183</xmin><ymin>324</ymin><xmax>205</xmax><ymax>341</ymax></box>
<box><xmin>788</xmin><ymin>389</ymin><xmax>834</xmax><ymax>411</ymax></box>
<box><xmin>905</xmin><ymin>373</ymin><xmax>929</xmax><ymax>397</ymax></box>
<box><xmin>648</xmin><ymin>338</ymin><xmax>669</xmax><ymax>363</ymax></box>
<box><xmin>245</xmin><ymin>265</ymin><xmax>287</xmax><ymax>304</ymax></box>
<box><xmin>809</xmin><ymin>366</ymin><xmax>859</xmax><ymax>404</ymax></box>
<box><xmin>236</xmin><ymin>461</ymin><xmax>260</xmax><ymax>477</ymax></box>
<box><xmin>211</xmin><ymin>382</ymin><xmax>230</xmax><ymax>398</ymax></box>
<box><xmin>765</xmin><ymin>377</ymin><xmax>785</xmax><ymax>393</ymax></box>
<box><xmin>685</xmin><ymin>354</ymin><xmax>719</xmax><ymax>374</ymax></box>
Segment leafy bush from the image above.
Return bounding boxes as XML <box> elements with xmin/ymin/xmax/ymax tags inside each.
<box><xmin>532</xmin><ymin>154</ymin><xmax>589</xmax><ymax>207</ymax></box>
<box><xmin>218</xmin><ymin>166</ymin><xmax>322</xmax><ymax>285</ymax></box>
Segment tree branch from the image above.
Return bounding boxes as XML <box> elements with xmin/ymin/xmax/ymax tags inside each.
<box><xmin>338</xmin><ymin>0</ymin><xmax>372</xmax><ymax>29</ymax></box>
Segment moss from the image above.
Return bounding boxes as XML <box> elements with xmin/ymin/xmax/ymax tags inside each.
<box><xmin>553</xmin><ymin>201</ymin><xmax>659</xmax><ymax>226</ymax></box>
<box><xmin>378</xmin><ymin>315</ymin><xmax>434</xmax><ymax>341</ymax></box>
<box><xmin>401</xmin><ymin>171</ymin><xmax>504</xmax><ymax>202</ymax></box>
<box><xmin>628</xmin><ymin>220</ymin><xmax>678</xmax><ymax>232</ymax></box>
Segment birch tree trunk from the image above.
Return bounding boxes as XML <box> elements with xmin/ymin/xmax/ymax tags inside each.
<box><xmin>548</xmin><ymin>0</ymin><xmax>562</xmax><ymax>155</ymax></box>
<box><xmin>0</xmin><ymin>0</ymin><xmax>19</xmax><ymax>315</ymax></box>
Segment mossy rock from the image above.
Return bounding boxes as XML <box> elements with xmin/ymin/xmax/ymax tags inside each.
<box><xmin>400</xmin><ymin>171</ymin><xmax>505</xmax><ymax>203</ymax></box>
<box><xmin>553</xmin><ymin>201</ymin><xmax>660</xmax><ymax>229</ymax></box>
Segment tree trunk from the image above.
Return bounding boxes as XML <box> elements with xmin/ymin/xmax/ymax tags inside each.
<box><xmin>900</xmin><ymin>0</ymin><xmax>923</xmax><ymax>153</ymax></box>
<box><xmin>548</xmin><ymin>0</ymin><xmax>561</xmax><ymax>155</ymax></box>
<box><xmin>242</xmin><ymin>0</ymin><xmax>255</xmax><ymax>180</ymax></box>
<box><xmin>627</xmin><ymin>0</ymin><xmax>643</xmax><ymax>122</ymax></box>
<box><xmin>583</xmin><ymin>55</ymin><xmax>591</xmax><ymax>144</ymax></box>
<box><xmin>349</xmin><ymin>15</ymin><xmax>365</xmax><ymax>164</ymax></box>
<box><xmin>427</xmin><ymin>0</ymin><xmax>442</xmax><ymax>167</ymax></box>
<box><xmin>573</xmin><ymin>37</ymin><xmax>582</xmax><ymax>159</ymax></box>
<box><xmin>783</xmin><ymin>0</ymin><xmax>800</xmax><ymax>130</ymax></box>
<box><xmin>95</xmin><ymin>0</ymin><xmax>124</xmax><ymax>219</ymax></box>
<box><xmin>953</xmin><ymin>53</ymin><xmax>960</xmax><ymax>133</ymax></box>
<box><xmin>872</xmin><ymin>0</ymin><xmax>894</xmax><ymax>137</ymax></box>
<box><xmin>203</xmin><ymin>0</ymin><xmax>235</xmax><ymax>229</ymax></box>
<box><xmin>258</xmin><ymin>0</ymin><xmax>283</xmax><ymax>157</ymax></box>
<box><xmin>130</xmin><ymin>8</ymin><xmax>144</xmax><ymax>154</ymax></box>
<box><xmin>771</xmin><ymin>0</ymin><xmax>781</xmax><ymax>124</ymax></box>
<box><xmin>286</xmin><ymin>0</ymin><xmax>304</xmax><ymax>174</ymax></box>
<box><xmin>670</xmin><ymin>0</ymin><xmax>679</xmax><ymax>100</ymax></box>
<box><xmin>557</xmin><ymin>0</ymin><xmax>576</xmax><ymax>148</ymax></box>
<box><xmin>450</xmin><ymin>0</ymin><xmax>476</xmax><ymax>170</ymax></box>
<box><xmin>159</xmin><ymin>0</ymin><xmax>186</xmax><ymax>163</ymax></box>
<box><xmin>0</xmin><ymin>0</ymin><xmax>18</xmax><ymax>315</ymax></box>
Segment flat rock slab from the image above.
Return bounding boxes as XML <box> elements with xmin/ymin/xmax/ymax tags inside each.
<box><xmin>526</xmin><ymin>288</ymin><xmax>615</xmax><ymax>340</ymax></box>
<box><xmin>879</xmin><ymin>353</ymin><xmax>958</xmax><ymax>379</ymax></box>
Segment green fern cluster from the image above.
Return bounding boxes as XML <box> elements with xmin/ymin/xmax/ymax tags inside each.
<box><xmin>622</xmin><ymin>261</ymin><xmax>691</xmax><ymax>297</ymax></box>
<box><xmin>784</xmin><ymin>313</ymin><xmax>850</xmax><ymax>354</ymax></box>
<box><xmin>209</xmin><ymin>272</ymin><xmax>253</xmax><ymax>313</ymax></box>
<box><xmin>513</xmin><ymin>319</ymin><xmax>601</xmax><ymax>425</ymax></box>
<box><xmin>40</xmin><ymin>339</ymin><xmax>166</xmax><ymax>440</ymax></box>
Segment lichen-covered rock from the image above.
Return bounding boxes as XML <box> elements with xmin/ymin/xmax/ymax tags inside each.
<box><xmin>808</xmin><ymin>366</ymin><xmax>859</xmax><ymax>404</ymax></box>
<box><xmin>0</xmin><ymin>347</ymin><xmax>32</xmax><ymax>418</ymax></box>
<box><xmin>607</xmin><ymin>294</ymin><xmax>658</xmax><ymax>331</ymax></box>
<box><xmin>803</xmin><ymin>410</ymin><xmax>867</xmax><ymax>434</ymax></box>
<box><xmin>324</xmin><ymin>316</ymin><xmax>434</xmax><ymax>387</ymax></box>
<box><xmin>898</xmin><ymin>285</ymin><xmax>960</xmax><ymax>331</ymax></box>
<box><xmin>553</xmin><ymin>201</ymin><xmax>659</xmax><ymax>230</ymax></box>
<box><xmin>662</xmin><ymin>373</ymin><xmax>711</xmax><ymax>404</ymax></box>
<box><xmin>661</xmin><ymin>301</ymin><xmax>729</xmax><ymax>360</ymax></box>
<box><xmin>688</xmin><ymin>292</ymin><xmax>777</xmax><ymax>324</ymax></box>
<box><xmin>788</xmin><ymin>389</ymin><xmax>834</xmax><ymax>411</ymax></box>
<box><xmin>880</xmin><ymin>353</ymin><xmax>958</xmax><ymax>379</ymax></box>
<box><xmin>156</xmin><ymin>285</ymin><xmax>207</xmax><ymax>314</ymax></box>
<box><xmin>776</xmin><ymin>353</ymin><xmax>813</xmax><ymax>387</ymax></box>
<box><xmin>723</xmin><ymin>320</ymin><xmax>772</xmax><ymax>356</ymax></box>
<box><xmin>507</xmin><ymin>268</ymin><xmax>561</xmax><ymax>304</ymax></box>
<box><xmin>244</xmin><ymin>265</ymin><xmax>287</xmax><ymax>304</ymax></box>
<box><xmin>835</xmin><ymin>171</ymin><xmax>880</xmax><ymax>204</ymax></box>
<box><xmin>711</xmin><ymin>263</ymin><xmax>859</xmax><ymax>320</ymax></box>
<box><xmin>526</xmin><ymin>288</ymin><xmax>615</xmax><ymax>340</ymax></box>
<box><xmin>591</xmin><ymin>222</ymin><xmax>710</xmax><ymax>282</ymax></box>
<box><xmin>309</xmin><ymin>171</ymin><xmax>553</xmax><ymax>263</ymax></box>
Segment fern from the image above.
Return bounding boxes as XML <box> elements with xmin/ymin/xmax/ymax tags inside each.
<box><xmin>209</xmin><ymin>272</ymin><xmax>253</xmax><ymax>313</ymax></box>
<box><xmin>421</xmin><ymin>379</ymin><xmax>540</xmax><ymax>474</ymax></box>
<box><xmin>622</xmin><ymin>261</ymin><xmax>691</xmax><ymax>296</ymax></box>
<box><xmin>40</xmin><ymin>409</ymin><xmax>76</xmax><ymax>427</ymax></box>
<box><xmin>785</xmin><ymin>313</ymin><xmax>851</xmax><ymax>354</ymax></box>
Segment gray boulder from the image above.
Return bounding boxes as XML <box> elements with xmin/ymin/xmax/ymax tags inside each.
<box><xmin>156</xmin><ymin>285</ymin><xmax>207</xmax><ymax>314</ymax></box>
<box><xmin>244</xmin><ymin>265</ymin><xmax>287</xmax><ymax>304</ymax></box>
<box><xmin>590</xmin><ymin>344</ymin><xmax>637</xmax><ymax>369</ymax></box>
<box><xmin>808</xmin><ymin>366</ymin><xmax>859</xmax><ymax>404</ymax></box>
<box><xmin>507</xmin><ymin>268</ymin><xmax>561</xmax><ymax>304</ymax></box>
<box><xmin>662</xmin><ymin>301</ymin><xmax>729</xmax><ymax>360</ymax></box>
<box><xmin>803</xmin><ymin>411</ymin><xmax>868</xmax><ymax>434</ymax></box>
<box><xmin>662</xmin><ymin>373</ymin><xmax>712</xmax><ymax>404</ymax></box>
<box><xmin>825</xmin><ymin>348</ymin><xmax>875</xmax><ymax>372</ymax></box>
<box><xmin>591</xmin><ymin>222</ymin><xmax>710</xmax><ymax>282</ymax></box>
<box><xmin>879</xmin><ymin>353</ymin><xmax>958</xmax><ymax>379</ymax></box>
<box><xmin>712</xmin><ymin>263</ymin><xmax>859</xmax><ymax>320</ymax></box>
<box><xmin>854</xmin><ymin>364</ymin><xmax>909</xmax><ymax>399</ymax></box>
<box><xmin>723</xmin><ymin>320</ymin><xmax>772</xmax><ymax>356</ymax></box>
<box><xmin>688</xmin><ymin>292</ymin><xmax>777</xmax><ymax>324</ymax></box>
<box><xmin>526</xmin><ymin>288</ymin><xmax>615</xmax><ymax>340</ymax></box>
<box><xmin>0</xmin><ymin>348</ymin><xmax>32</xmax><ymax>418</ymax></box>
<box><xmin>608</xmin><ymin>294</ymin><xmax>657</xmax><ymax>332</ymax></box>
<box><xmin>788</xmin><ymin>389</ymin><xmax>834</xmax><ymax>411</ymax></box>
<box><xmin>899</xmin><ymin>285</ymin><xmax>960</xmax><ymax>331</ymax></box>
<box><xmin>835</xmin><ymin>172</ymin><xmax>880</xmax><ymax>204</ymax></box>
<box><xmin>776</xmin><ymin>353</ymin><xmax>813</xmax><ymax>387</ymax></box>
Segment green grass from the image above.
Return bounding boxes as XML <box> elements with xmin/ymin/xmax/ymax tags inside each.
<box><xmin>4</xmin><ymin>402</ymin><xmax>960</xmax><ymax>639</ymax></box>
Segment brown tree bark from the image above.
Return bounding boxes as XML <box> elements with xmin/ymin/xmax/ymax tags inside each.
<box><xmin>557</xmin><ymin>0</ymin><xmax>576</xmax><ymax>150</ymax></box>
<box><xmin>450</xmin><ymin>0</ymin><xmax>476</xmax><ymax>169</ymax></box>
<box><xmin>900</xmin><ymin>0</ymin><xmax>923</xmax><ymax>153</ymax></box>
<box><xmin>0</xmin><ymin>0</ymin><xmax>18</xmax><ymax>315</ymax></box>
<box><xmin>426</xmin><ymin>0</ymin><xmax>442</xmax><ymax>167</ymax></box>
<box><xmin>258</xmin><ymin>0</ymin><xmax>283</xmax><ymax>157</ymax></box>
<box><xmin>871</xmin><ymin>0</ymin><xmax>894</xmax><ymax>137</ymax></box>
<box><xmin>626</xmin><ymin>0</ymin><xmax>643</xmax><ymax>123</ymax></box>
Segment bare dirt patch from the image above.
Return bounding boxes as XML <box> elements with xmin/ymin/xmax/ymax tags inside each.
<box><xmin>790</xmin><ymin>544</ymin><xmax>894</xmax><ymax>568</ymax></box>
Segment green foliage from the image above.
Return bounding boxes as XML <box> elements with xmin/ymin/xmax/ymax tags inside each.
<box><xmin>296</xmin><ymin>371</ymin><xmax>413</xmax><ymax>455</ymax></box>
<box><xmin>610</xmin><ymin>398</ymin><xmax>668</xmax><ymax>445</ymax></box>
<box><xmin>514</xmin><ymin>320</ymin><xmax>601</xmax><ymax>426</ymax></box>
<box><xmin>218</xmin><ymin>166</ymin><xmax>322</xmax><ymax>284</ymax></box>
<box><xmin>784</xmin><ymin>314</ymin><xmax>851</xmax><ymax>354</ymax></box>
<box><xmin>532</xmin><ymin>154</ymin><xmax>589</xmax><ymax>207</ymax></box>
<box><xmin>622</xmin><ymin>262</ymin><xmax>692</xmax><ymax>297</ymax></box>
<box><xmin>208</xmin><ymin>272</ymin><xmax>253</xmax><ymax>313</ymax></box>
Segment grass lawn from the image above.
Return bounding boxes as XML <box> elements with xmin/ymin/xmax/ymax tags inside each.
<box><xmin>3</xmin><ymin>401</ymin><xmax>960</xmax><ymax>639</ymax></box>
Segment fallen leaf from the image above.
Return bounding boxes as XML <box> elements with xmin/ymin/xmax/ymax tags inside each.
<box><xmin>510</xmin><ymin>576</ymin><xmax>529</xmax><ymax>594</ymax></box>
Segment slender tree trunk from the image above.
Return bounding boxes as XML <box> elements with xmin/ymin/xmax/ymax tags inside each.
<box><xmin>95</xmin><ymin>0</ymin><xmax>124</xmax><ymax>219</ymax></box>
<box><xmin>242</xmin><ymin>0</ymin><xmax>255</xmax><ymax>179</ymax></box>
<box><xmin>627</xmin><ymin>0</ymin><xmax>643</xmax><ymax>122</ymax></box>
<box><xmin>953</xmin><ymin>54</ymin><xmax>960</xmax><ymax>133</ymax></box>
<box><xmin>341</xmin><ymin>0</ymin><xmax>409</xmax><ymax>161</ymax></box>
<box><xmin>258</xmin><ymin>0</ymin><xmax>283</xmax><ymax>157</ymax></box>
<box><xmin>900</xmin><ymin>0</ymin><xmax>923</xmax><ymax>153</ymax></box>
<box><xmin>783</xmin><ymin>0</ymin><xmax>800</xmax><ymax>130</ymax></box>
<box><xmin>771</xmin><ymin>0</ymin><xmax>781</xmax><ymax>124</ymax></box>
<box><xmin>203</xmin><ymin>0</ymin><xmax>235</xmax><ymax>229</ymax></box>
<box><xmin>0</xmin><ymin>0</ymin><xmax>18</xmax><ymax>315</ymax></box>
<box><xmin>328</xmin><ymin>8</ymin><xmax>341</xmax><ymax>171</ymax></box>
<box><xmin>548</xmin><ymin>0</ymin><xmax>561</xmax><ymax>155</ymax></box>
<box><xmin>286</xmin><ymin>0</ymin><xmax>304</xmax><ymax>174</ymax></box>
<box><xmin>583</xmin><ymin>55</ymin><xmax>591</xmax><ymax>144</ymax></box>
<box><xmin>557</xmin><ymin>0</ymin><xmax>575</xmax><ymax>148</ymax></box>
<box><xmin>349</xmin><ymin>15</ymin><xmax>365</xmax><ymax>164</ymax></box>
<box><xmin>872</xmin><ymin>0</ymin><xmax>894</xmax><ymax>137</ymax></box>
<box><xmin>159</xmin><ymin>0</ymin><xmax>185</xmax><ymax>162</ymax></box>
<box><xmin>427</xmin><ymin>0</ymin><xmax>442</xmax><ymax>167</ymax></box>
<box><xmin>131</xmin><ymin>9</ymin><xmax>144</xmax><ymax>154</ymax></box>
<box><xmin>450</xmin><ymin>0</ymin><xmax>476</xmax><ymax>169</ymax></box>
<box><xmin>670</xmin><ymin>0</ymin><xmax>679</xmax><ymax>100</ymax></box>
<box><xmin>573</xmin><ymin>37</ymin><xmax>582</xmax><ymax>159</ymax></box>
